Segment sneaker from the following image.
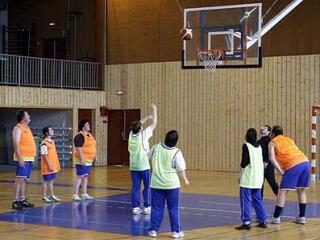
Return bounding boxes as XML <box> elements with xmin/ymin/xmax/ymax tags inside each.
<box><xmin>256</xmin><ymin>222</ymin><xmax>267</xmax><ymax>228</ymax></box>
<box><xmin>42</xmin><ymin>196</ymin><xmax>52</xmax><ymax>203</ymax></box>
<box><xmin>72</xmin><ymin>194</ymin><xmax>81</xmax><ymax>201</ymax></box>
<box><xmin>81</xmin><ymin>193</ymin><xmax>94</xmax><ymax>200</ymax></box>
<box><xmin>143</xmin><ymin>206</ymin><xmax>151</xmax><ymax>215</ymax></box>
<box><xmin>12</xmin><ymin>200</ymin><xmax>23</xmax><ymax>210</ymax></box>
<box><xmin>295</xmin><ymin>216</ymin><xmax>306</xmax><ymax>225</ymax></box>
<box><xmin>172</xmin><ymin>231</ymin><xmax>184</xmax><ymax>238</ymax></box>
<box><xmin>132</xmin><ymin>207</ymin><xmax>142</xmax><ymax>215</ymax></box>
<box><xmin>148</xmin><ymin>230</ymin><xmax>157</xmax><ymax>238</ymax></box>
<box><xmin>268</xmin><ymin>216</ymin><xmax>281</xmax><ymax>224</ymax></box>
<box><xmin>20</xmin><ymin>199</ymin><xmax>34</xmax><ymax>208</ymax></box>
<box><xmin>50</xmin><ymin>195</ymin><xmax>61</xmax><ymax>202</ymax></box>
<box><xmin>235</xmin><ymin>224</ymin><xmax>251</xmax><ymax>230</ymax></box>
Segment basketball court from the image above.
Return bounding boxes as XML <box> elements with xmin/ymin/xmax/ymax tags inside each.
<box><xmin>0</xmin><ymin>167</ymin><xmax>319</xmax><ymax>239</ymax></box>
<box><xmin>0</xmin><ymin>0</ymin><xmax>319</xmax><ymax>239</ymax></box>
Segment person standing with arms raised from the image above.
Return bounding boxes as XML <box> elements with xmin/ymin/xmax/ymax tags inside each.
<box><xmin>128</xmin><ymin>103</ymin><xmax>157</xmax><ymax>215</ymax></box>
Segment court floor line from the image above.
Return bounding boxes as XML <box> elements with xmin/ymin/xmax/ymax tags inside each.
<box><xmin>0</xmin><ymin>180</ymin><xmax>130</xmax><ymax>192</ymax></box>
<box><xmin>1</xmin><ymin>192</ymin><xmax>320</xmax><ymax>237</ymax></box>
<box><xmin>74</xmin><ymin>197</ymin><xmax>302</xmax><ymax>220</ymax></box>
<box><xmin>0</xmin><ymin>211</ymin><xmax>137</xmax><ymax>229</ymax></box>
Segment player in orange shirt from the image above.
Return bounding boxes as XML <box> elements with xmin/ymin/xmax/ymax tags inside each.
<box><xmin>12</xmin><ymin>110</ymin><xmax>36</xmax><ymax>210</ymax></box>
<box><xmin>268</xmin><ymin>125</ymin><xmax>310</xmax><ymax>225</ymax></box>
<box><xmin>40</xmin><ymin>126</ymin><xmax>61</xmax><ymax>203</ymax></box>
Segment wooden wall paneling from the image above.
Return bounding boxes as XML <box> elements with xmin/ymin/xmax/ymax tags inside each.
<box><xmin>219</xmin><ymin>70</ymin><xmax>224</xmax><ymax>171</ymax></box>
<box><xmin>309</xmin><ymin>55</ymin><xmax>315</xmax><ymax>108</ymax></box>
<box><xmin>233</xmin><ymin>69</ymin><xmax>240</xmax><ymax>172</ymax></box>
<box><xmin>280</xmin><ymin>56</ymin><xmax>286</xmax><ymax>135</ymax></box>
<box><xmin>286</xmin><ymin>56</ymin><xmax>293</xmax><ymax>137</ymax></box>
<box><xmin>295</xmin><ymin>56</ymin><xmax>302</xmax><ymax>150</ymax></box>
<box><xmin>223</xmin><ymin>69</ymin><xmax>229</xmax><ymax>171</ymax></box>
<box><xmin>154</xmin><ymin>62</ymin><xmax>161</xmax><ymax>145</ymax></box>
<box><xmin>206</xmin><ymin>71</ymin><xmax>211</xmax><ymax>170</ymax></box>
<box><xmin>173</xmin><ymin>62</ymin><xmax>179</xmax><ymax>132</ymax></box>
<box><xmin>228</xmin><ymin>69</ymin><xmax>233</xmax><ymax>172</ymax></box>
<box><xmin>291</xmin><ymin>56</ymin><xmax>297</xmax><ymax>140</ymax></box>
<box><xmin>105</xmin><ymin>54</ymin><xmax>320</xmax><ymax>171</ymax></box>
<box><xmin>256</xmin><ymin>67</ymin><xmax>262</xmax><ymax>131</ymax></box>
<box><xmin>204</xmin><ymin>71</ymin><xmax>209</xmax><ymax>170</ymax></box>
<box><xmin>208</xmin><ymin>71</ymin><xmax>214</xmax><ymax>171</ymax></box>
<box><xmin>301</xmin><ymin>55</ymin><xmax>307</xmax><ymax>150</ymax></box>
<box><xmin>190</xmin><ymin>69</ymin><xmax>196</xmax><ymax>169</ymax></box>
<box><xmin>300</xmin><ymin>55</ymin><xmax>306</xmax><ymax>151</ymax></box>
<box><xmin>188</xmin><ymin>68</ymin><xmax>194</xmax><ymax>169</ymax></box>
<box><xmin>181</xmin><ymin>67</ymin><xmax>189</xmax><ymax>168</ymax></box>
<box><xmin>286</xmin><ymin>56</ymin><xmax>292</xmax><ymax>137</ymax></box>
<box><xmin>265</xmin><ymin>58</ymin><xmax>272</xmax><ymax>136</ymax></box>
<box><xmin>271</xmin><ymin>57</ymin><xmax>277</xmax><ymax>128</ymax></box>
<box><xmin>304</xmin><ymin>55</ymin><xmax>311</xmax><ymax>152</ymax></box>
<box><xmin>200</xmin><ymin>70</ymin><xmax>205</xmax><ymax>170</ymax></box>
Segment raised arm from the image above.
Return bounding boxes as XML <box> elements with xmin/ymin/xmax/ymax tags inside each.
<box><xmin>268</xmin><ymin>141</ymin><xmax>284</xmax><ymax>175</ymax></box>
<box><xmin>149</xmin><ymin>103</ymin><xmax>157</xmax><ymax>131</ymax></box>
<box><xmin>140</xmin><ymin>103</ymin><xmax>157</xmax><ymax>131</ymax></box>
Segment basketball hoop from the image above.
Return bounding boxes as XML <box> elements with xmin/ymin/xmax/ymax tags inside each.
<box><xmin>197</xmin><ymin>49</ymin><xmax>225</xmax><ymax>72</ymax></box>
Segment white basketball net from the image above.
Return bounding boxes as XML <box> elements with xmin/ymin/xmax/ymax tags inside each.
<box><xmin>198</xmin><ymin>50</ymin><xmax>224</xmax><ymax>72</ymax></box>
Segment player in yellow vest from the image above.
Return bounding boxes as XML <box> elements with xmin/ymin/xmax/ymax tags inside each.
<box><xmin>268</xmin><ymin>125</ymin><xmax>310</xmax><ymax>224</ymax></box>
<box><xmin>40</xmin><ymin>126</ymin><xmax>61</xmax><ymax>203</ymax></box>
<box><xmin>12</xmin><ymin>110</ymin><xmax>36</xmax><ymax>210</ymax></box>
<box><xmin>128</xmin><ymin>103</ymin><xmax>157</xmax><ymax>215</ymax></box>
<box><xmin>147</xmin><ymin>130</ymin><xmax>189</xmax><ymax>239</ymax></box>
<box><xmin>72</xmin><ymin>119</ymin><xmax>97</xmax><ymax>201</ymax></box>
<box><xmin>236</xmin><ymin>128</ymin><xmax>267</xmax><ymax>230</ymax></box>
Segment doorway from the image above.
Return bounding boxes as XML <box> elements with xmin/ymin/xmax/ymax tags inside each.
<box><xmin>107</xmin><ymin>109</ymin><xmax>140</xmax><ymax>166</ymax></box>
<box><xmin>43</xmin><ymin>38</ymin><xmax>66</xmax><ymax>59</ymax></box>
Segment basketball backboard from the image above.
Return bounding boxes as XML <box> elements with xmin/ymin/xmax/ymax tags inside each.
<box><xmin>182</xmin><ymin>3</ymin><xmax>262</xmax><ymax>69</ymax></box>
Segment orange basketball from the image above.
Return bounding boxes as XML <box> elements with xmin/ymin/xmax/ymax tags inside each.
<box><xmin>180</xmin><ymin>28</ymin><xmax>192</xmax><ymax>41</ymax></box>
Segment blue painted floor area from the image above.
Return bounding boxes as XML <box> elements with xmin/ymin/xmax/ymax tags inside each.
<box><xmin>0</xmin><ymin>193</ymin><xmax>320</xmax><ymax>236</ymax></box>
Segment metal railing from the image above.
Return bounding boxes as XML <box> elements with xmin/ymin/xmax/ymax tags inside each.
<box><xmin>0</xmin><ymin>54</ymin><xmax>101</xmax><ymax>89</ymax></box>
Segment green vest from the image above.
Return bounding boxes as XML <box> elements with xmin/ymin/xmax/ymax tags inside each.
<box><xmin>128</xmin><ymin>131</ymin><xmax>150</xmax><ymax>171</ymax></box>
<box><xmin>150</xmin><ymin>143</ymin><xmax>180</xmax><ymax>189</ymax></box>
<box><xmin>240</xmin><ymin>143</ymin><xmax>264</xmax><ymax>189</ymax></box>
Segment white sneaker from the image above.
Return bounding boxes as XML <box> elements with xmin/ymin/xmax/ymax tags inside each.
<box><xmin>81</xmin><ymin>193</ymin><xmax>94</xmax><ymax>200</ymax></box>
<box><xmin>42</xmin><ymin>195</ymin><xmax>52</xmax><ymax>203</ymax></box>
<box><xmin>268</xmin><ymin>216</ymin><xmax>281</xmax><ymax>224</ymax></box>
<box><xmin>72</xmin><ymin>194</ymin><xmax>81</xmax><ymax>201</ymax></box>
<box><xmin>295</xmin><ymin>216</ymin><xmax>306</xmax><ymax>224</ymax></box>
<box><xmin>148</xmin><ymin>230</ymin><xmax>157</xmax><ymax>238</ymax></box>
<box><xmin>132</xmin><ymin>207</ymin><xmax>142</xmax><ymax>215</ymax></box>
<box><xmin>172</xmin><ymin>231</ymin><xmax>184</xmax><ymax>239</ymax></box>
<box><xmin>50</xmin><ymin>195</ymin><xmax>61</xmax><ymax>202</ymax></box>
<box><xmin>143</xmin><ymin>206</ymin><xmax>151</xmax><ymax>215</ymax></box>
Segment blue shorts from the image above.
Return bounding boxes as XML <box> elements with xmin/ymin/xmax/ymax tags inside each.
<box><xmin>43</xmin><ymin>173</ymin><xmax>56</xmax><ymax>181</ymax></box>
<box><xmin>75</xmin><ymin>164</ymin><xmax>91</xmax><ymax>176</ymax></box>
<box><xmin>16</xmin><ymin>161</ymin><xmax>33</xmax><ymax>180</ymax></box>
<box><xmin>280</xmin><ymin>161</ymin><xmax>310</xmax><ymax>190</ymax></box>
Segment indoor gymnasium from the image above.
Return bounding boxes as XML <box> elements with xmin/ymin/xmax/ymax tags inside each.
<box><xmin>0</xmin><ymin>0</ymin><xmax>319</xmax><ymax>239</ymax></box>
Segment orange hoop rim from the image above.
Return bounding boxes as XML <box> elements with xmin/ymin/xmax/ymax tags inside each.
<box><xmin>197</xmin><ymin>49</ymin><xmax>225</xmax><ymax>60</ymax></box>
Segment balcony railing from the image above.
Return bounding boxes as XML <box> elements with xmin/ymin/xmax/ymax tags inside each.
<box><xmin>0</xmin><ymin>54</ymin><xmax>101</xmax><ymax>89</ymax></box>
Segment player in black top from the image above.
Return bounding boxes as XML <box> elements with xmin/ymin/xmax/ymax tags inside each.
<box><xmin>257</xmin><ymin>125</ymin><xmax>279</xmax><ymax>197</ymax></box>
